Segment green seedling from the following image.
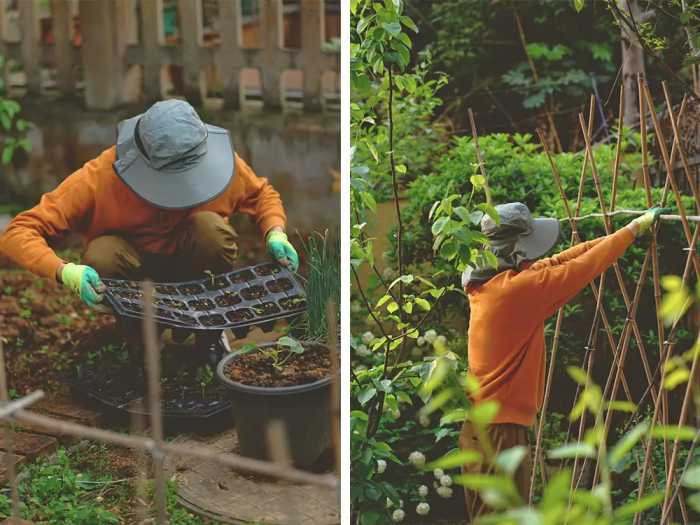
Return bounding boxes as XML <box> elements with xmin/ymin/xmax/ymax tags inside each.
<box><xmin>235</xmin><ymin>336</ymin><xmax>305</xmax><ymax>372</ymax></box>
<box><xmin>196</xmin><ymin>365</ymin><xmax>214</xmax><ymax>397</ymax></box>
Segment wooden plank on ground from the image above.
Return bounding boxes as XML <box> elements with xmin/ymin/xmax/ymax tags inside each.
<box><xmin>0</xmin><ymin>431</ymin><xmax>56</xmax><ymax>460</ymax></box>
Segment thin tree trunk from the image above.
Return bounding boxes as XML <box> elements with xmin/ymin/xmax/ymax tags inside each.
<box><xmin>618</xmin><ymin>0</ymin><xmax>646</xmax><ymax>126</ymax></box>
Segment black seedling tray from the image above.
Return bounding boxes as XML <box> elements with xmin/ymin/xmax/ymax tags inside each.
<box><xmin>102</xmin><ymin>262</ymin><xmax>307</xmax><ymax>337</ymax></box>
<box><xmin>69</xmin><ymin>364</ymin><xmax>232</xmax><ymax>428</ymax></box>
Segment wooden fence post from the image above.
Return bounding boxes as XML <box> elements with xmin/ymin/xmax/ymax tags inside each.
<box><xmin>261</xmin><ymin>0</ymin><xmax>282</xmax><ymax>110</ymax></box>
<box><xmin>217</xmin><ymin>0</ymin><xmax>243</xmax><ymax>109</ymax></box>
<box><xmin>79</xmin><ymin>0</ymin><xmax>126</xmax><ymax>109</ymax></box>
<box><xmin>18</xmin><ymin>0</ymin><xmax>40</xmax><ymax>97</ymax></box>
<box><xmin>178</xmin><ymin>0</ymin><xmax>203</xmax><ymax>105</ymax></box>
<box><xmin>141</xmin><ymin>0</ymin><xmax>165</xmax><ymax>103</ymax></box>
<box><xmin>50</xmin><ymin>0</ymin><xmax>74</xmax><ymax>95</ymax></box>
<box><xmin>300</xmin><ymin>0</ymin><xmax>323</xmax><ymax>111</ymax></box>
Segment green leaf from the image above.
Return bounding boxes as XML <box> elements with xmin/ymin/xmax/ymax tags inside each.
<box><xmin>403</xmin><ymin>302</ymin><xmax>413</xmax><ymax>314</ymax></box>
<box><xmin>566</xmin><ymin>366</ymin><xmax>589</xmax><ymax>386</ymax></box>
<box><xmin>470</xmin><ymin>175</ymin><xmax>485</xmax><ymax>188</ymax></box>
<box><xmin>681</xmin><ymin>465</ymin><xmax>700</xmax><ymax>489</ymax></box>
<box><xmin>572</xmin><ymin>0</ymin><xmax>585</xmax><ymax>12</ymax></box>
<box><xmin>614</xmin><ymin>492</ymin><xmax>664</xmax><ymax>519</ymax></box>
<box><xmin>415</xmin><ymin>297</ymin><xmax>431</xmax><ymax>311</ymax></box>
<box><xmin>277</xmin><ymin>336</ymin><xmax>304</xmax><ymax>353</ymax></box>
<box><xmin>548</xmin><ymin>442</ymin><xmax>596</xmax><ymax>460</ymax></box>
<box><xmin>495</xmin><ymin>446</ymin><xmax>527</xmax><ymax>475</ymax></box>
<box><xmin>664</xmin><ymin>368</ymin><xmax>689</xmax><ymax>390</ymax></box>
<box><xmin>358</xmin><ymin>387</ymin><xmax>377</xmax><ymax>406</ymax></box>
<box><xmin>396</xmin><ymin>164</ymin><xmax>407</xmax><ymax>174</ymax></box>
<box><xmin>400</xmin><ymin>15</ymin><xmax>418</xmax><ymax>33</ymax></box>
<box><xmin>649</xmin><ymin>425</ymin><xmax>697</xmax><ymax>441</ymax></box>
<box><xmin>376</xmin><ymin>294</ymin><xmax>391</xmax><ymax>308</ymax></box>
<box><xmin>426</xmin><ymin>449</ymin><xmax>482</xmax><ymax>470</ymax></box>
<box><xmin>469</xmin><ymin>400</ymin><xmax>500</xmax><ymax>426</ymax></box>
<box><xmin>382</xmin><ymin>22</ymin><xmax>401</xmax><ymax>36</ymax></box>
<box><xmin>688</xmin><ymin>492</ymin><xmax>700</xmax><ymax>513</ymax></box>
<box><xmin>387</xmin><ymin>301</ymin><xmax>399</xmax><ymax>313</ymax></box>
<box><xmin>432</xmin><ymin>216</ymin><xmax>449</xmax><ymax>237</ymax></box>
<box><xmin>2</xmin><ymin>145</ymin><xmax>13</xmax><ymax>165</ymax></box>
<box><xmin>608</xmin><ymin>422</ymin><xmax>648</xmax><ymax>468</ymax></box>
<box><xmin>360</xmin><ymin>191</ymin><xmax>377</xmax><ymax>212</ymax></box>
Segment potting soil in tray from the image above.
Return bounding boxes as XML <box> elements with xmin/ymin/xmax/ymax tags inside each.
<box><xmin>224</xmin><ymin>345</ymin><xmax>331</xmax><ymax>388</ymax></box>
<box><xmin>102</xmin><ymin>262</ymin><xmax>307</xmax><ymax>336</ymax></box>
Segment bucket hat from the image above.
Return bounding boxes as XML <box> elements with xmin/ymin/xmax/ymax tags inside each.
<box><xmin>113</xmin><ymin>99</ymin><xmax>234</xmax><ymax>210</ymax></box>
<box><xmin>462</xmin><ymin>202</ymin><xmax>561</xmax><ymax>285</ymax></box>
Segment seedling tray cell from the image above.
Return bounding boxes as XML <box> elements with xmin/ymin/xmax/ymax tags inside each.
<box><xmin>102</xmin><ymin>262</ymin><xmax>306</xmax><ymax>331</ymax></box>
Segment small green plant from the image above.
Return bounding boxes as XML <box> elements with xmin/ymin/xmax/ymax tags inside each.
<box><xmin>300</xmin><ymin>230</ymin><xmax>340</xmax><ymax>341</ymax></box>
<box><xmin>195</xmin><ymin>365</ymin><xmax>214</xmax><ymax>397</ymax></box>
<box><xmin>237</xmin><ymin>336</ymin><xmax>305</xmax><ymax>372</ymax></box>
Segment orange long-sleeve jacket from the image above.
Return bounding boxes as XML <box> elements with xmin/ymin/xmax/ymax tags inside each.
<box><xmin>465</xmin><ymin>227</ymin><xmax>635</xmax><ymax>426</ymax></box>
<box><xmin>0</xmin><ymin>147</ymin><xmax>287</xmax><ymax>279</ymax></box>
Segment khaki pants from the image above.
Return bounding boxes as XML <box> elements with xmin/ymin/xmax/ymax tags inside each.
<box><xmin>82</xmin><ymin>211</ymin><xmax>238</xmax><ymax>281</ymax></box>
<box><xmin>458</xmin><ymin>420</ymin><xmax>531</xmax><ymax>523</ymax></box>
<box><xmin>82</xmin><ymin>211</ymin><xmax>239</xmax><ymax>343</ymax></box>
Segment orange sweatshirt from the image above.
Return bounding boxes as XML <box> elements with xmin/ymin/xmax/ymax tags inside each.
<box><xmin>465</xmin><ymin>227</ymin><xmax>635</xmax><ymax>426</ymax></box>
<box><xmin>0</xmin><ymin>147</ymin><xmax>286</xmax><ymax>279</ymax></box>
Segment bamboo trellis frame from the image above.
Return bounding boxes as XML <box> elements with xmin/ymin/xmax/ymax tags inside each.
<box><xmin>521</xmin><ymin>77</ymin><xmax>700</xmax><ymax>523</ymax></box>
<box><xmin>0</xmin><ymin>281</ymin><xmax>339</xmax><ymax>524</ymax></box>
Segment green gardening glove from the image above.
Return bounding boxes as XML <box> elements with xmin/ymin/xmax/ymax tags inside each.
<box><xmin>60</xmin><ymin>262</ymin><xmax>106</xmax><ymax>308</ymax></box>
<box><xmin>266</xmin><ymin>230</ymin><xmax>299</xmax><ymax>272</ymax></box>
<box><xmin>631</xmin><ymin>207</ymin><xmax>673</xmax><ymax>236</ymax></box>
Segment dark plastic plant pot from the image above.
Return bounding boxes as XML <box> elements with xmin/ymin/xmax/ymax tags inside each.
<box><xmin>215</xmin><ymin>342</ymin><xmax>333</xmax><ymax>469</ymax></box>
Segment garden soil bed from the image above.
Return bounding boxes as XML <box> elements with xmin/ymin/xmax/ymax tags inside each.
<box><xmin>224</xmin><ymin>344</ymin><xmax>331</xmax><ymax>387</ymax></box>
<box><xmin>0</xmin><ymin>268</ymin><xmax>115</xmax><ymax>394</ymax></box>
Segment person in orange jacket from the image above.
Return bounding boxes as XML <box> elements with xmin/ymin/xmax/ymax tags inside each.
<box><xmin>459</xmin><ymin>201</ymin><xmax>668</xmax><ymax>520</ymax></box>
<box><xmin>0</xmin><ymin>99</ymin><xmax>298</xmax><ymax>365</ymax></box>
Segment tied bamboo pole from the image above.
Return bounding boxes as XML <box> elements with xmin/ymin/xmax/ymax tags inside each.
<box><xmin>0</xmin><ymin>341</ymin><xmax>21</xmax><ymax>523</ymax></box>
<box><xmin>142</xmin><ymin>281</ymin><xmax>167</xmax><ymax>525</ymax></box>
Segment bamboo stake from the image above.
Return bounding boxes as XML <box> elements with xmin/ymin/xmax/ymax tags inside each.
<box><xmin>659</xmin><ymin>333</ymin><xmax>700</xmax><ymax>523</ymax></box>
<box><xmin>633</xmin><ymin>225</ymin><xmax>699</xmax><ymax>524</ymax></box>
<box><xmin>637</xmin><ymin>75</ymin><xmax>667</xmax><ymax>498</ymax></box>
<box><xmin>327</xmin><ymin>301</ymin><xmax>341</xmax><ymax>475</ymax></box>
<box><xmin>662</xmin><ymin>81</ymin><xmax>700</xmax><ymax>211</ymax></box>
<box><xmin>0</xmin><ymin>341</ymin><xmax>21</xmax><ymax>522</ymax></box>
<box><xmin>643</xmin><ymin>84</ymin><xmax>700</xmax><ymax>278</ymax></box>
<box><xmin>578</xmin><ymin>105</ymin><xmax>657</xmax><ymax>407</ymax></box>
<box><xmin>563</xmin><ymin>210</ymin><xmax>700</xmax><ymax>223</ymax></box>
<box><xmin>142</xmin><ymin>281</ymin><xmax>167</xmax><ymax>525</ymax></box>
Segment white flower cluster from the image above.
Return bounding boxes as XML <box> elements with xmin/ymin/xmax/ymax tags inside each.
<box><xmin>432</xmin><ymin>468</ymin><xmax>454</xmax><ymax>498</ymax></box>
<box><xmin>408</xmin><ymin>450</ymin><xmax>425</xmax><ymax>468</ymax></box>
<box><xmin>410</xmin><ymin>329</ymin><xmax>450</xmax><ymax>361</ymax></box>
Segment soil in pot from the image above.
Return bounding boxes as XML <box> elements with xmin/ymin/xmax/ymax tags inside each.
<box><xmin>265</xmin><ymin>278</ymin><xmax>294</xmax><ymax>293</ymax></box>
<box><xmin>229</xmin><ymin>270</ymin><xmax>255</xmax><ymax>284</ymax></box>
<box><xmin>224</xmin><ymin>344</ymin><xmax>330</xmax><ymax>388</ymax></box>
<box><xmin>240</xmin><ymin>285</ymin><xmax>268</xmax><ymax>301</ymax></box>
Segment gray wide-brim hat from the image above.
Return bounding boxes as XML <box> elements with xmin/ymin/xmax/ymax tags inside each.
<box><xmin>113</xmin><ymin>100</ymin><xmax>234</xmax><ymax>210</ymax></box>
<box><xmin>462</xmin><ymin>202</ymin><xmax>561</xmax><ymax>286</ymax></box>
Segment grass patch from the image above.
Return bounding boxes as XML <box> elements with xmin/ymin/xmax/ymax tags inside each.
<box><xmin>0</xmin><ymin>443</ymin><xmax>226</xmax><ymax>524</ymax></box>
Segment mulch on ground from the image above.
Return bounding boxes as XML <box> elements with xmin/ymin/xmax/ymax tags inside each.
<box><xmin>0</xmin><ymin>269</ymin><xmax>116</xmax><ymax>394</ymax></box>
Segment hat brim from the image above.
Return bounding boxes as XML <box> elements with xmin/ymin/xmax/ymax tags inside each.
<box><xmin>113</xmin><ymin>116</ymin><xmax>235</xmax><ymax>210</ymax></box>
<box><xmin>516</xmin><ymin>217</ymin><xmax>561</xmax><ymax>261</ymax></box>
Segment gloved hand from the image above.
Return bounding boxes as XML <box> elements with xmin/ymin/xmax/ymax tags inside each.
<box><xmin>266</xmin><ymin>230</ymin><xmax>299</xmax><ymax>272</ymax></box>
<box><xmin>60</xmin><ymin>262</ymin><xmax>106</xmax><ymax>308</ymax></box>
<box><xmin>629</xmin><ymin>207</ymin><xmax>672</xmax><ymax>236</ymax></box>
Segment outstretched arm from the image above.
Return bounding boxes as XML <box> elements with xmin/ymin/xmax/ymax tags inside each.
<box><xmin>526</xmin><ymin>225</ymin><xmax>636</xmax><ymax>318</ymax></box>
